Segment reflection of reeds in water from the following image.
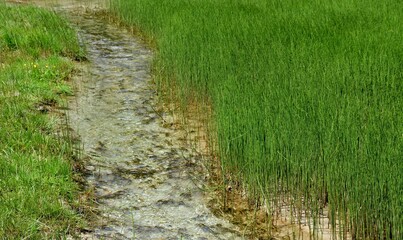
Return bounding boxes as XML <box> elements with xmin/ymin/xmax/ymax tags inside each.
<box><xmin>111</xmin><ymin>0</ymin><xmax>402</xmax><ymax>239</ymax></box>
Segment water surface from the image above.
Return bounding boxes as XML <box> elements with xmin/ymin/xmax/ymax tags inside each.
<box><xmin>53</xmin><ymin>1</ymin><xmax>244</xmax><ymax>239</ymax></box>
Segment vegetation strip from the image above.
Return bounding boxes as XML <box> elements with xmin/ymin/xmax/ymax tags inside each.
<box><xmin>0</xmin><ymin>3</ymin><xmax>85</xmax><ymax>238</ymax></box>
<box><xmin>110</xmin><ymin>0</ymin><xmax>402</xmax><ymax>238</ymax></box>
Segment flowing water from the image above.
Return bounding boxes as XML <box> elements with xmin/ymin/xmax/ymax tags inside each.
<box><xmin>41</xmin><ymin>1</ymin><xmax>245</xmax><ymax>239</ymax></box>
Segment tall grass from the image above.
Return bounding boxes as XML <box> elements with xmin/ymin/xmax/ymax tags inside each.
<box><xmin>111</xmin><ymin>0</ymin><xmax>402</xmax><ymax>238</ymax></box>
<box><xmin>0</xmin><ymin>3</ymin><xmax>85</xmax><ymax>238</ymax></box>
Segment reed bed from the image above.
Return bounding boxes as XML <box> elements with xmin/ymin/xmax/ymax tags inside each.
<box><xmin>110</xmin><ymin>0</ymin><xmax>402</xmax><ymax>238</ymax></box>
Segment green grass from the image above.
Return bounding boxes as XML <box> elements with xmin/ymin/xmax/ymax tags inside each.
<box><xmin>0</xmin><ymin>3</ymin><xmax>85</xmax><ymax>238</ymax></box>
<box><xmin>110</xmin><ymin>0</ymin><xmax>402</xmax><ymax>238</ymax></box>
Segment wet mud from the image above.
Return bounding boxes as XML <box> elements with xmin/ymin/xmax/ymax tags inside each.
<box><xmin>47</xmin><ymin>1</ymin><xmax>246</xmax><ymax>239</ymax></box>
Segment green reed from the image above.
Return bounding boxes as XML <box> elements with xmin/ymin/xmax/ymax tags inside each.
<box><xmin>111</xmin><ymin>0</ymin><xmax>402</xmax><ymax>238</ymax></box>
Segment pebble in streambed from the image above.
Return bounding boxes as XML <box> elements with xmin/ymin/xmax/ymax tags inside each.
<box><xmin>63</xmin><ymin>6</ymin><xmax>245</xmax><ymax>240</ymax></box>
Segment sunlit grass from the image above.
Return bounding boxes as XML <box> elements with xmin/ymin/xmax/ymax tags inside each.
<box><xmin>111</xmin><ymin>0</ymin><xmax>402</xmax><ymax>238</ymax></box>
<box><xmin>0</xmin><ymin>3</ymin><xmax>85</xmax><ymax>238</ymax></box>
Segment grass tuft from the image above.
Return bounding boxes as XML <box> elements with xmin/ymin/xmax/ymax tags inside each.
<box><xmin>0</xmin><ymin>3</ymin><xmax>85</xmax><ymax>238</ymax></box>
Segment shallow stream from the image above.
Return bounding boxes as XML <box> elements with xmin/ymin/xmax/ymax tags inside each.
<box><xmin>48</xmin><ymin>1</ymin><xmax>244</xmax><ymax>239</ymax></box>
